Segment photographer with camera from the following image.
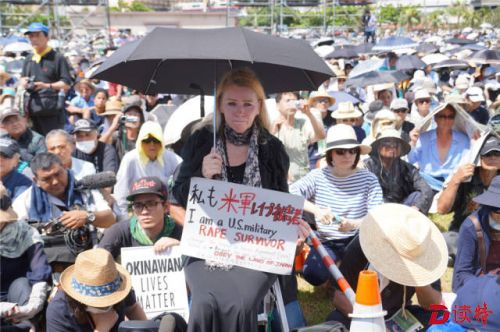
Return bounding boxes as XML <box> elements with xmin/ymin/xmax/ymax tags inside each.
<box><xmin>12</xmin><ymin>152</ymin><xmax>115</xmax><ymax>264</ymax></box>
<box><xmin>271</xmin><ymin>92</ymin><xmax>326</xmax><ymax>183</ymax></box>
<box><xmin>100</xmin><ymin>100</ymin><xmax>145</xmax><ymax>162</ymax></box>
<box><xmin>20</xmin><ymin>23</ymin><xmax>73</xmax><ymax>136</ymax></box>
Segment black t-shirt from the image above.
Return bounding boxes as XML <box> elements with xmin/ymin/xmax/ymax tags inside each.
<box><xmin>98</xmin><ymin>218</ymin><xmax>183</xmax><ymax>259</ymax></box>
<box><xmin>46</xmin><ymin>288</ymin><xmax>137</xmax><ymax>332</ymax></box>
<box><xmin>22</xmin><ymin>49</ymin><xmax>73</xmax><ymax>85</ymax></box>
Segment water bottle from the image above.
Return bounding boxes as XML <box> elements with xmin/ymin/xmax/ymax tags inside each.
<box><xmin>57</xmin><ymin>89</ymin><xmax>66</xmax><ymax>111</ymax></box>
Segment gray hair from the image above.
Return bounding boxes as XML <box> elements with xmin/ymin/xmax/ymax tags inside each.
<box><xmin>30</xmin><ymin>152</ymin><xmax>64</xmax><ymax>175</ymax></box>
<box><xmin>45</xmin><ymin>129</ymin><xmax>75</xmax><ymax>145</ymax></box>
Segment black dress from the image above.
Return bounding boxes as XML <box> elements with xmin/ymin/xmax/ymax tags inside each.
<box><xmin>173</xmin><ymin>126</ymin><xmax>290</xmax><ymax>332</ymax></box>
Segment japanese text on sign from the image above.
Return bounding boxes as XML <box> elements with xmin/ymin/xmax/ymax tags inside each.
<box><xmin>180</xmin><ymin>177</ymin><xmax>305</xmax><ymax>274</ymax></box>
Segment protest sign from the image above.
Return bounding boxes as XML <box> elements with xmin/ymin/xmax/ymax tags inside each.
<box><xmin>121</xmin><ymin>246</ymin><xmax>189</xmax><ymax>320</ymax></box>
<box><xmin>180</xmin><ymin>177</ymin><xmax>304</xmax><ymax>275</ymax></box>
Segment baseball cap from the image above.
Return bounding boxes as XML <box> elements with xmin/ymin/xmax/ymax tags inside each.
<box><xmin>480</xmin><ymin>136</ymin><xmax>500</xmax><ymax>156</ymax></box>
<box><xmin>390</xmin><ymin>98</ymin><xmax>408</xmax><ymax>110</ymax></box>
<box><xmin>73</xmin><ymin>119</ymin><xmax>97</xmax><ymax>133</ymax></box>
<box><xmin>455</xmin><ymin>75</ymin><xmax>470</xmax><ymax>90</ymax></box>
<box><xmin>414</xmin><ymin>89</ymin><xmax>431</xmax><ymax>101</ymax></box>
<box><xmin>127</xmin><ymin>176</ymin><xmax>167</xmax><ymax>201</ymax></box>
<box><xmin>465</xmin><ymin>86</ymin><xmax>485</xmax><ymax>102</ymax></box>
<box><xmin>24</xmin><ymin>22</ymin><xmax>49</xmax><ymax>35</ymax></box>
<box><xmin>0</xmin><ymin>138</ymin><xmax>20</xmax><ymax>158</ymax></box>
<box><xmin>0</xmin><ymin>105</ymin><xmax>22</xmax><ymax>123</ymax></box>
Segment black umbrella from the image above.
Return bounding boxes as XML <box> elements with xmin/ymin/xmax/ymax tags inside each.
<box><xmin>416</xmin><ymin>43</ymin><xmax>438</xmax><ymax>54</ymax></box>
<box><xmin>351</xmin><ymin>43</ymin><xmax>374</xmax><ymax>54</ymax></box>
<box><xmin>325</xmin><ymin>47</ymin><xmax>358</xmax><ymax>59</ymax></box>
<box><xmin>346</xmin><ymin>70</ymin><xmax>409</xmax><ymax>88</ymax></box>
<box><xmin>92</xmin><ymin>27</ymin><xmax>333</xmax><ymax>95</ymax></box>
<box><xmin>445</xmin><ymin>38</ymin><xmax>476</xmax><ymax>45</ymax></box>
<box><xmin>432</xmin><ymin>59</ymin><xmax>470</xmax><ymax>70</ymax></box>
<box><xmin>469</xmin><ymin>49</ymin><xmax>500</xmax><ymax>65</ymax></box>
<box><xmin>448</xmin><ymin>44</ymin><xmax>487</xmax><ymax>54</ymax></box>
<box><xmin>396</xmin><ymin>55</ymin><xmax>426</xmax><ymax>70</ymax></box>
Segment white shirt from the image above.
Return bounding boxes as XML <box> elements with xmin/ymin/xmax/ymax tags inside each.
<box><xmin>113</xmin><ymin>149</ymin><xmax>182</xmax><ymax>216</ymax></box>
<box><xmin>71</xmin><ymin>157</ymin><xmax>96</xmax><ymax>180</ymax></box>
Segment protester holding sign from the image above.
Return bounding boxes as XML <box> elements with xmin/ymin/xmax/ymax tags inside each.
<box><xmin>290</xmin><ymin>124</ymin><xmax>383</xmax><ymax>287</ymax></box>
<box><xmin>99</xmin><ymin>176</ymin><xmax>183</xmax><ymax>258</ymax></box>
<box><xmin>172</xmin><ymin>68</ymin><xmax>292</xmax><ymax>332</ymax></box>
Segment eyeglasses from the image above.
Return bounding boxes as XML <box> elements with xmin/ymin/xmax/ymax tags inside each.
<box><xmin>392</xmin><ymin>108</ymin><xmax>407</xmax><ymax>114</ymax></box>
<box><xmin>316</xmin><ymin>98</ymin><xmax>331</xmax><ymax>104</ymax></box>
<box><xmin>416</xmin><ymin>99</ymin><xmax>431</xmax><ymax>104</ymax></box>
<box><xmin>333</xmin><ymin>148</ymin><xmax>359</xmax><ymax>156</ymax></box>
<box><xmin>131</xmin><ymin>200</ymin><xmax>163</xmax><ymax>212</ymax></box>
<box><xmin>435</xmin><ymin>114</ymin><xmax>455</xmax><ymax>120</ymax></box>
<box><xmin>482</xmin><ymin>151</ymin><xmax>500</xmax><ymax>158</ymax></box>
<box><xmin>142</xmin><ymin>137</ymin><xmax>161</xmax><ymax>144</ymax></box>
<box><xmin>339</xmin><ymin>118</ymin><xmax>357</xmax><ymax>124</ymax></box>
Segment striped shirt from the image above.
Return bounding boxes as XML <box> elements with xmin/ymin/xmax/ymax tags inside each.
<box><xmin>290</xmin><ymin>167</ymin><xmax>383</xmax><ymax>240</ymax></box>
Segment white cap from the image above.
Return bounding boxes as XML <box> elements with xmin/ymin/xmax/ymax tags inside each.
<box><xmin>465</xmin><ymin>86</ymin><xmax>485</xmax><ymax>102</ymax></box>
<box><xmin>390</xmin><ymin>98</ymin><xmax>409</xmax><ymax>110</ymax></box>
<box><xmin>414</xmin><ymin>89</ymin><xmax>431</xmax><ymax>101</ymax></box>
<box><xmin>455</xmin><ymin>76</ymin><xmax>470</xmax><ymax>90</ymax></box>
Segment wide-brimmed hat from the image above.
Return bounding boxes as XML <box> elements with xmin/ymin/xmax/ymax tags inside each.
<box><xmin>325</xmin><ymin>124</ymin><xmax>371</xmax><ymax>155</ymax></box>
<box><xmin>0</xmin><ymin>183</ymin><xmax>18</xmax><ymax>223</ymax></box>
<box><xmin>60</xmin><ymin>248</ymin><xmax>131</xmax><ymax>307</ymax></box>
<box><xmin>371</xmin><ymin>129</ymin><xmax>411</xmax><ymax>156</ymax></box>
<box><xmin>308</xmin><ymin>91</ymin><xmax>335</xmax><ymax>107</ymax></box>
<box><xmin>101</xmin><ymin>99</ymin><xmax>123</xmax><ymax>117</ymax></box>
<box><xmin>331</xmin><ymin>101</ymin><xmax>363</xmax><ymax>119</ymax></box>
<box><xmin>473</xmin><ymin>175</ymin><xmax>500</xmax><ymax>209</ymax></box>
<box><xmin>373</xmin><ymin>82</ymin><xmax>394</xmax><ymax>93</ymax></box>
<box><xmin>359</xmin><ymin>203</ymin><xmax>448</xmax><ymax>287</ymax></box>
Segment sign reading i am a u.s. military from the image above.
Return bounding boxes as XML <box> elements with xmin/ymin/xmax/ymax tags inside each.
<box><xmin>180</xmin><ymin>177</ymin><xmax>304</xmax><ymax>275</ymax></box>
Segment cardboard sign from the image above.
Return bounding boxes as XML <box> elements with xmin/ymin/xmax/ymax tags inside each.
<box><xmin>180</xmin><ymin>177</ymin><xmax>304</xmax><ymax>275</ymax></box>
<box><xmin>121</xmin><ymin>246</ymin><xmax>189</xmax><ymax>320</ymax></box>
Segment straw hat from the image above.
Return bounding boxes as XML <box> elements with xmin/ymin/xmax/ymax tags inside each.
<box><xmin>325</xmin><ymin>124</ymin><xmax>371</xmax><ymax>155</ymax></box>
<box><xmin>0</xmin><ymin>182</ymin><xmax>17</xmax><ymax>223</ymax></box>
<box><xmin>371</xmin><ymin>128</ymin><xmax>411</xmax><ymax>156</ymax></box>
<box><xmin>331</xmin><ymin>101</ymin><xmax>363</xmax><ymax>119</ymax></box>
<box><xmin>101</xmin><ymin>99</ymin><xmax>123</xmax><ymax>116</ymax></box>
<box><xmin>308</xmin><ymin>91</ymin><xmax>335</xmax><ymax>107</ymax></box>
<box><xmin>359</xmin><ymin>203</ymin><xmax>448</xmax><ymax>287</ymax></box>
<box><xmin>60</xmin><ymin>248</ymin><xmax>131</xmax><ymax>307</ymax></box>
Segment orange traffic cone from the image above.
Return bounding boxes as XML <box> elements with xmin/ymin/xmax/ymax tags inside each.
<box><xmin>349</xmin><ymin>270</ymin><xmax>387</xmax><ymax>332</ymax></box>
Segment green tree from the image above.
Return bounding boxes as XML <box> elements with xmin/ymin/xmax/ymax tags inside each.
<box><xmin>399</xmin><ymin>6</ymin><xmax>421</xmax><ymax>29</ymax></box>
<box><xmin>129</xmin><ymin>1</ymin><xmax>153</xmax><ymax>12</ymax></box>
<box><xmin>445</xmin><ymin>1</ymin><xmax>471</xmax><ymax>28</ymax></box>
<box><xmin>425</xmin><ymin>9</ymin><xmax>444</xmax><ymax>31</ymax></box>
<box><xmin>378</xmin><ymin>5</ymin><xmax>400</xmax><ymax>24</ymax></box>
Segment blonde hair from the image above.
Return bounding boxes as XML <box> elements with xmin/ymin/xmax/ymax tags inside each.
<box><xmin>215</xmin><ymin>67</ymin><xmax>270</xmax><ymax>133</ymax></box>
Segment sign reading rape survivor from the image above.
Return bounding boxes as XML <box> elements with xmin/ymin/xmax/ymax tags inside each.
<box><xmin>121</xmin><ymin>246</ymin><xmax>189</xmax><ymax>320</ymax></box>
<box><xmin>180</xmin><ymin>177</ymin><xmax>304</xmax><ymax>274</ymax></box>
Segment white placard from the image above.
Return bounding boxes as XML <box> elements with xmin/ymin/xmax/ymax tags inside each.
<box><xmin>180</xmin><ymin>177</ymin><xmax>304</xmax><ymax>275</ymax></box>
<box><xmin>121</xmin><ymin>246</ymin><xmax>189</xmax><ymax>320</ymax></box>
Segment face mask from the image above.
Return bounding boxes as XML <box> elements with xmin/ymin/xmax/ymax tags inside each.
<box><xmin>490</xmin><ymin>215</ymin><xmax>500</xmax><ymax>231</ymax></box>
<box><xmin>76</xmin><ymin>140</ymin><xmax>97</xmax><ymax>154</ymax></box>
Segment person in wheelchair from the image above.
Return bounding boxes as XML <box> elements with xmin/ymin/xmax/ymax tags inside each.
<box><xmin>0</xmin><ymin>182</ymin><xmax>51</xmax><ymax>331</ymax></box>
<box><xmin>46</xmin><ymin>248</ymin><xmax>146</xmax><ymax>332</ymax></box>
<box><xmin>12</xmin><ymin>152</ymin><xmax>115</xmax><ymax>265</ymax></box>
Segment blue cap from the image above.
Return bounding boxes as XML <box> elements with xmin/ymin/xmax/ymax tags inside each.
<box><xmin>24</xmin><ymin>22</ymin><xmax>49</xmax><ymax>35</ymax></box>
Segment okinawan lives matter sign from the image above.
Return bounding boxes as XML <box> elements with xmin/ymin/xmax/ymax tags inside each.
<box><xmin>121</xmin><ymin>246</ymin><xmax>189</xmax><ymax>320</ymax></box>
<box><xmin>180</xmin><ymin>177</ymin><xmax>305</xmax><ymax>274</ymax></box>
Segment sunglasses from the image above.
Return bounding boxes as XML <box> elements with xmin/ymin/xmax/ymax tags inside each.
<box><xmin>380</xmin><ymin>141</ymin><xmax>400</xmax><ymax>149</ymax></box>
<box><xmin>482</xmin><ymin>151</ymin><xmax>500</xmax><ymax>158</ymax></box>
<box><xmin>316</xmin><ymin>98</ymin><xmax>331</xmax><ymax>104</ymax></box>
<box><xmin>333</xmin><ymin>148</ymin><xmax>359</xmax><ymax>156</ymax></box>
<box><xmin>142</xmin><ymin>137</ymin><xmax>161</xmax><ymax>144</ymax></box>
<box><xmin>492</xmin><ymin>208</ymin><xmax>500</xmax><ymax>214</ymax></box>
<box><xmin>392</xmin><ymin>108</ymin><xmax>407</xmax><ymax>114</ymax></box>
<box><xmin>435</xmin><ymin>114</ymin><xmax>455</xmax><ymax>120</ymax></box>
<box><xmin>417</xmin><ymin>99</ymin><xmax>431</xmax><ymax>104</ymax></box>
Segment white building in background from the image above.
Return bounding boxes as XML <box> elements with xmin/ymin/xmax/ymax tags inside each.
<box><xmin>375</xmin><ymin>0</ymin><xmax>495</xmax><ymax>9</ymax></box>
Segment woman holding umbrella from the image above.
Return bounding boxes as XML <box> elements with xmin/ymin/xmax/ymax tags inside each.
<box><xmin>172</xmin><ymin>68</ymin><xmax>291</xmax><ymax>331</ymax></box>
